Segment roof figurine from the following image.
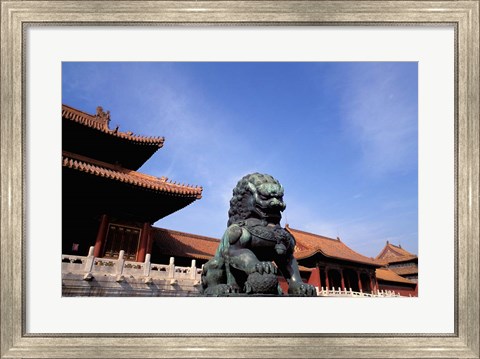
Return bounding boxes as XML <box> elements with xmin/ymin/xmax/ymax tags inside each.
<box><xmin>62</xmin><ymin>104</ymin><xmax>167</xmax><ymax>170</ymax></box>
<box><xmin>95</xmin><ymin>106</ymin><xmax>111</xmax><ymax>129</ymax></box>
<box><xmin>62</xmin><ymin>104</ymin><xmax>165</xmax><ymax>147</ymax></box>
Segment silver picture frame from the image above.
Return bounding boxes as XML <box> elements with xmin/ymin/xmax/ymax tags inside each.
<box><xmin>1</xmin><ymin>1</ymin><xmax>479</xmax><ymax>358</ymax></box>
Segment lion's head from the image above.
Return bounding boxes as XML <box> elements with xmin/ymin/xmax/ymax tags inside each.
<box><xmin>227</xmin><ymin>173</ymin><xmax>287</xmax><ymax>226</ymax></box>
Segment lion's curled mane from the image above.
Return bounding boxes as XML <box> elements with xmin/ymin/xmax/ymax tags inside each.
<box><xmin>227</xmin><ymin>173</ymin><xmax>282</xmax><ymax>226</ymax></box>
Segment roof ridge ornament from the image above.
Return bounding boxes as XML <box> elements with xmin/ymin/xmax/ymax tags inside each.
<box><xmin>95</xmin><ymin>106</ymin><xmax>111</xmax><ymax>129</ymax></box>
<box><xmin>63</xmin><ymin>104</ymin><xmax>165</xmax><ymax>147</ymax></box>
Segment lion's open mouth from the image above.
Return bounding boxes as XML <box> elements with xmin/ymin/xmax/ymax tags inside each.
<box><xmin>255</xmin><ymin>206</ymin><xmax>282</xmax><ymax>221</ymax></box>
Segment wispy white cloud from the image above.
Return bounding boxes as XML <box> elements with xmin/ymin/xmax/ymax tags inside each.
<box><xmin>340</xmin><ymin>66</ymin><xmax>417</xmax><ymax>178</ymax></box>
<box><xmin>127</xmin><ymin>68</ymin><xmax>272</xmax><ymax>238</ymax></box>
<box><xmin>282</xmin><ymin>190</ymin><xmax>418</xmax><ymax>257</ymax></box>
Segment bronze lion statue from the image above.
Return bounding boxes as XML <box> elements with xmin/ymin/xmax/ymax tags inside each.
<box><xmin>201</xmin><ymin>173</ymin><xmax>316</xmax><ymax>296</ymax></box>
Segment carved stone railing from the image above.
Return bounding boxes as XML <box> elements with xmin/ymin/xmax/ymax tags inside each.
<box><xmin>62</xmin><ymin>246</ymin><xmax>202</xmax><ymax>285</ymax></box>
<box><xmin>63</xmin><ymin>248</ymin><xmax>408</xmax><ymax>297</ymax></box>
<box><xmin>317</xmin><ymin>287</ymin><xmax>403</xmax><ymax>297</ymax></box>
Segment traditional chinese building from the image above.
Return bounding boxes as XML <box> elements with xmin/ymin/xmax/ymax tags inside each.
<box><xmin>376</xmin><ymin>241</ymin><xmax>418</xmax><ymax>282</ymax></box>
<box><xmin>285</xmin><ymin>225</ymin><xmax>381</xmax><ymax>293</ymax></box>
<box><xmin>149</xmin><ymin>227</ymin><xmax>220</xmax><ymax>267</ymax></box>
<box><xmin>62</xmin><ymin>104</ymin><xmax>202</xmax><ymax>263</ymax></box>
<box><xmin>145</xmin><ymin>225</ymin><xmax>417</xmax><ymax>296</ymax></box>
<box><xmin>375</xmin><ymin>268</ymin><xmax>417</xmax><ymax>296</ymax></box>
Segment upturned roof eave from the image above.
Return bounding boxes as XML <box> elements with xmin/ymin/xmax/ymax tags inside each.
<box><xmin>295</xmin><ymin>248</ymin><xmax>382</xmax><ymax>268</ymax></box>
<box><xmin>62</xmin><ymin>151</ymin><xmax>203</xmax><ymax>199</ymax></box>
<box><xmin>384</xmin><ymin>256</ymin><xmax>418</xmax><ymax>264</ymax></box>
<box><xmin>376</xmin><ymin>269</ymin><xmax>417</xmax><ymax>285</ymax></box>
<box><xmin>62</xmin><ymin>104</ymin><xmax>165</xmax><ymax>147</ymax></box>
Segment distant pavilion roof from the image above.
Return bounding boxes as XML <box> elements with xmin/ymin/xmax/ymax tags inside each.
<box><xmin>388</xmin><ymin>266</ymin><xmax>418</xmax><ymax>276</ymax></box>
<box><xmin>286</xmin><ymin>225</ymin><xmax>381</xmax><ymax>267</ymax></box>
<box><xmin>63</xmin><ymin>151</ymin><xmax>202</xmax><ymax>199</ymax></box>
<box><xmin>375</xmin><ymin>241</ymin><xmax>418</xmax><ymax>265</ymax></box>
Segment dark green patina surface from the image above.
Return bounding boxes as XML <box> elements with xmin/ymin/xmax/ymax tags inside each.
<box><xmin>201</xmin><ymin>173</ymin><xmax>316</xmax><ymax>296</ymax></box>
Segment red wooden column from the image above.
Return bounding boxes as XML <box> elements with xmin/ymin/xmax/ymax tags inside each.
<box><xmin>372</xmin><ymin>276</ymin><xmax>379</xmax><ymax>294</ymax></box>
<box><xmin>340</xmin><ymin>269</ymin><xmax>346</xmax><ymax>290</ymax></box>
<box><xmin>308</xmin><ymin>266</ymin><xmax>321</xmax><ymax>288</ymax></box>
<box><xmin>93</xmin><ymin>214</ymin><xmax>108</xmax><ymax>257</ymax></box>
<box><xmin>325</xmin><ymin>267</ymin><xmax>330</xmax><ymax>289</ymax></box>
<box><xmin>369</xmin><ymin>275</ymin><xmax>374</xmax><ymax>294</ymax></box>
<box><xmin>317</xmin><ymin>266</ymin><xmax>322</xmax><ymax>288</ymax></box>
<box><xmin>357</xmin><ymin>271</ymin><xmax>363</xmax><ymax>292</ymax></box>
<box><xmin>146</xmin><ymin>226</ymin><xmax>154</xmax><ymax>257</ymax></box>
<box><xmin>136</xmin><ymin>222</ymin><xmax>151</xmax><ymax>262</ymax></box>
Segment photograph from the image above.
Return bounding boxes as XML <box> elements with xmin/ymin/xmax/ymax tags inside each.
<box><xmin>61</xmin><ymin>62</ymin><xmax>418</xmax><ymax>298</ymax></box>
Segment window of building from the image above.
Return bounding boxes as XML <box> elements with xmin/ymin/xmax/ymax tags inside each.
<box><xmin>103</xmin><ymin>224</ymin><xmax>141</xmax><ymax>260</ymax></box>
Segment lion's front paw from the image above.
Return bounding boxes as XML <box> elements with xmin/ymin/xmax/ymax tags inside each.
<box><xmin>248</xmin><ymin>261</ymin><xmax>277</xmax><ymax>275</ymax></box>
<box><xmin>288</xmin><ymin>282</ymin><xmax>317</xmax><ymax>297</ymax></box>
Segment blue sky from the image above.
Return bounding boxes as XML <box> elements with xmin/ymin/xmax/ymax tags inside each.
<box><xmin>62</xmin><ymin>62</ymin><xmax>418</xmax><ymax>258</ymax></box>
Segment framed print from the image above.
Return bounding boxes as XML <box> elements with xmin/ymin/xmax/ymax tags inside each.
<box><xmin>1</xmin><ymin>1</ymin><xmax>479</xmax><ymax>358</ymax></box>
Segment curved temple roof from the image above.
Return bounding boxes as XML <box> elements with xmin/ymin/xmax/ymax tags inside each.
<box><xmin>375</xmin><ymin>268</ymin><xmax>416</xmax><ymax>285</ymax></box>
<box><xmin>147</xmin><ymin>225</ymin><xmax>383</xmax><ymax>267</ymax></box>
<box><xmin>62</xmin><ymin>151</ymin><xmax>202</xmax><ymax>199</ymax></box>
<box><xmin>151</xmin><ymin>228</ymin><xmax>219</xmax><ymax>261</ymax></box>
<box><xmin>286</xmin><ymin>225</ymin><xmax>381</xmax><ymax>267</ymax></box>
<box><xmin>375</xmin><ymin>241</ymin><xmax>418</xmax><ymax>265</ymax></box>
<box><xmin>62</xmin><ymin>104</ymin><xmax>165</xmax><ymax>147</ymax></box>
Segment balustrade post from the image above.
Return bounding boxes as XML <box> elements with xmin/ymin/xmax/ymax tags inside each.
<box><xmin>84</xmin><ymin>246</ymin><xmax>95</xmax><ymax>272</ymax></box>
<box><xmin>191</xmin><ymin>259</ymin><xmax>197</xmax><ymax>279</ymax></box>
<box><xmin>169</xmin><ymin>258</ymin><xmax>178</xmax><ymax>284</ymax></box>
<box><xmin>144</xmin><ymin>253</ymin><xmax>151</xmax><ymax>277</ymax></box>
<box><xmin>169</xmin><ymin>257</ymin><xmax>175</xmax><ymax>278</ymax></box>
<box><xmin>116</xmin><ymin>250</ymin><xmax>125</xmax><ymax>282</ymax></box>
<box><xmin>83</xmin><ymin>246</ymin><xmax>95</xmax><ymax>281</ymax></box>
